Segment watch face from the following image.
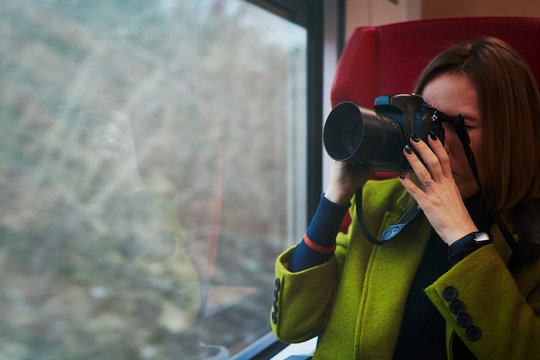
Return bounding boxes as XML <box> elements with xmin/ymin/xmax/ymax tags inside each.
<box><xmin>473</xmin><ymin>232</ymin><xmax>492</xmax><ymax>243</ymax></box>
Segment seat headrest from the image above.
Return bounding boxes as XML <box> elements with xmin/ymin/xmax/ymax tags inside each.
<box><xmin>331</xmin><ymin>17</ymin><xmax>540</xmax><ymax>108</ymax></box>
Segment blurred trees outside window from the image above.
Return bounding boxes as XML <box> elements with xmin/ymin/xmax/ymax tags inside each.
<box><xmin>0</xmin><ymin>0</ymin><xmax>306</xmax><ymax>359</ymax></box>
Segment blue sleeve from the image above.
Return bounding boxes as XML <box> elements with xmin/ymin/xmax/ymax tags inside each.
<box><xmin>289</xmin><ymin>194</ymin><xmax>350</xmax><ymax>272</ymax></box>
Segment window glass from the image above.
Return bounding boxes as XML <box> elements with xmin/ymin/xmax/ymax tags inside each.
<box><xmin>0</xmin><ymin>1</ymin><xmax>306</xmax><ymax>358</ymax></box>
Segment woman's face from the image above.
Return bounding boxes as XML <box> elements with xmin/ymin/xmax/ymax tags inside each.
<box><xmin>422</xmin><ymin>72</ymin><xmax>483</xmax><ymax>199</ymax></box>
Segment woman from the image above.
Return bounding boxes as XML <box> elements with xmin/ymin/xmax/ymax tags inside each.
<box><xmin>271</xmin><ymin>37</ymin><xmax>540</xmax><ymax>359</ymax></box>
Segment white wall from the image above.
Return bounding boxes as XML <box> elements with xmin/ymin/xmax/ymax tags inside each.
<box><xmin>346</xmin><ymin>0</ymin><xmax>420</xmax><ymax>37</ymax></box>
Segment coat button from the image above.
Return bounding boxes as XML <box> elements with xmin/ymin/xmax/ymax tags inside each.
<box><xmin>466</xmin><ymin>326</ymin><xmax>481</xmax><ymax>341</ymax></box>
<box><xmin>449</xmin><ymin>299</ymin><xmax>464</xmax><ymax>314</ymax></box>
<box><xmin>456</xmin><ymin>313</ymin><xmax>472</xmax><ymax>328</ymax></box>
<box><xmin>442</xmin><ymin>286</ymin><xmax>458</xmax><ymax>301</ymax></box>
<box><xmin>271</xmin><ymin>310</ymin><xmax>277</xmax><ymax>324</ymax></box>
<box><xmin>275</xmin><ymin>278</ymin><xmax>281</xmax><ymax>290</ymax></box>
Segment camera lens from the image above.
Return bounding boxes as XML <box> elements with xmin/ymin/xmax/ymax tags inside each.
<box><xmin>323</xmin><ymin>102</ymin><xmax>402</xmax><ymax>164</ymax></box>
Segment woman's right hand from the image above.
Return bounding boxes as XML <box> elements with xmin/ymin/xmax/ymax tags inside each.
<box><xmin>324</xmin><ymin>160</ymin><xmax>371</xmax><ymax>206</ymax></box>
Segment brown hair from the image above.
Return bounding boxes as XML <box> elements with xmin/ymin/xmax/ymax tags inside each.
<box><xmin>415</xmin><ymin>37</ymin><xmax>540</xmax><ymax>210</ymax></box>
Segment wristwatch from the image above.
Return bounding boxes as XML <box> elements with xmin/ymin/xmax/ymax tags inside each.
<box><xmin>448</xmin><ymin>231</ymin><xmax>493</xmax><ymax>264</ymax></box>
<box><xmin>467</xmin><ymin>231</ymin><xmax>493</xmax><ymax>244</ymax></box>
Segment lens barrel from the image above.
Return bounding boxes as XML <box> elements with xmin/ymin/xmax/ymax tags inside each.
<box><xmin>323</xmin><ymin>102</ymin><xmax>403</xmax><ymax>164</ymax></box>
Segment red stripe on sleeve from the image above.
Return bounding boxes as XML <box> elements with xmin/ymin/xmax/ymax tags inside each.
<box><xmin>303</xmin><ymin>233</ymin><xmax>336</xmax><ymax>254</ymax></box>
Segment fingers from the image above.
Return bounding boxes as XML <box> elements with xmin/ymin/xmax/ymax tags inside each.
<box><xmin>398</xmin><ymin>171</ymin><xmax>429</xmax><ymax>200</ymax></box>
<box><xmin>398</xmin><ymin>133</ymin><xmax>452</xmax><ymax>200</ymax></box>
<box><xmin>405</xmin><ymin>133</ymin><xmax>451</xmax><ymax>182</ymax></box>
<box><xmin>427</xmin><ymin>132</ymin><xmax>452</xmax><ymax>178</ymax></box>
<box><xmin>405</xmin><ymin>135</ymin><xmax>441</xmax><ymax>183</ymax></box>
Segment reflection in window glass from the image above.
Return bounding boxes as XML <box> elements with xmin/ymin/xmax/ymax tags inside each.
<box><xmin>0</xmin><ymin>1</ymin><xmax>306</xmax><ymax>358</ymax></box>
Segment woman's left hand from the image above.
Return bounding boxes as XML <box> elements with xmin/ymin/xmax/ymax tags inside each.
<box><xmin>398</xmin><ymin>135</ymin><xmax>478</xmax><ymax>245</ymax></box>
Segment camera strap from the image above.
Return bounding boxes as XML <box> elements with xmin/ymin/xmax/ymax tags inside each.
<box><xmin>454</xmin><ymin>115</ymin><xmax>522</xmax><ymax>267</ymax></box>
<box><xmin>355</xmin><ymin>188</ymin><xmax>422</xmax><ymax>245</ymax></box>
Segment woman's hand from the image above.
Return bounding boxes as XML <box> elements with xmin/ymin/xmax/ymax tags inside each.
<box><xmin>398</xmin><ymin>135</ymin><xmax>478</xmax><ymax>245</ymax></box>
<box><xmin>325</xmin><ymin>160</ymin><xmax>371</xmax><ymax>206</ymax></box>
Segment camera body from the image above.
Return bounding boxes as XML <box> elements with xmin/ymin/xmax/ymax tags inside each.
<box><xmin>323</xmin><ymin>93</ymin><xmax>448</xmax><ymax>171</ymax></box>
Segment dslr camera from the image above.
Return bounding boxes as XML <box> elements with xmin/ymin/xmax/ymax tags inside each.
<box><xmin>323</xmin><ymin>93</ymin><xmax>448</xmax><ymax>171</ymax></box>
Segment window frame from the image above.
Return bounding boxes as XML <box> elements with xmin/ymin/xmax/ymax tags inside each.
<box><xmin>233</xmin><ymin>0</ymin><xmax>345</xmax><ymax>358</ymax></box>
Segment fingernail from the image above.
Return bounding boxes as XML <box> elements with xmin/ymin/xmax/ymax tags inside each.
<box><xmin>398</xmin><ymin>172</ymin><xmax>406</xmax><ymax>179</ymax></box>
<box><xmin>404</xmin><ymin>144</ymin><xmax>412</xmax><ymax>154</ymax></box>
<box><xmin>429</xmin><ymin>131</ymin><xmax>438</xmax><ymax>141</ymax></box>
<box><xmin>410</xmin><ymin>133</ymin><xmax>420</xmax><ymax>142</ymax></box>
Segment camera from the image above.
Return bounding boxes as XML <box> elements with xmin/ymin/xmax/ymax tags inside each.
<box><xmin>323</xmin><ymin>93</ymin><xmax>448</xmax><ymax>171</ymax></box>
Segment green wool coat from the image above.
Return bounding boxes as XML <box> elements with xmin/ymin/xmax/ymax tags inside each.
<box><xmin>271</xmin><ymin>179</ymin><xmax>540</xmax><ymax>359</ymax></box>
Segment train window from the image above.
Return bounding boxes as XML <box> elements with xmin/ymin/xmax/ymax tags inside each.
<box><xmin>0</xmin><ymin>0</ymin><xmax>309</xmax><ymax>359</ymax></box>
